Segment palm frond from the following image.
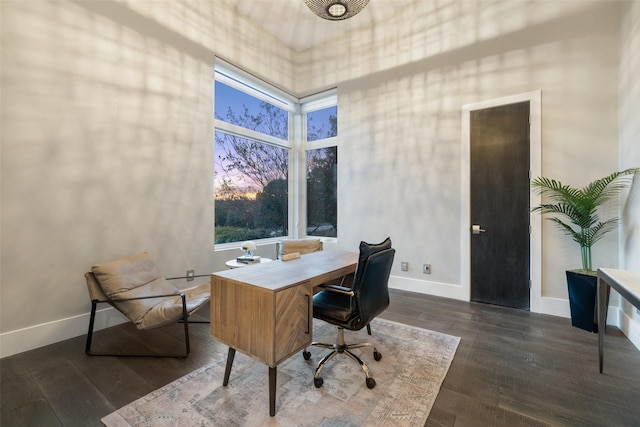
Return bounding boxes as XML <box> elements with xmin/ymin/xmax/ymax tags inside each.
<box><xmin>531</xmin><ymin>177</ymin><xmax>581</xmax><ymax>202</ymax></box>
<box><xmin>531</xmin><ymin>167</ymin><xmax>639</xmax><ymax>270</ymax></box>
<box><xmin>546</xmin><ymin>217</ymin><xmax>586</xmax><ymax>246</ymax></box>
<box><xmin>589</xmin><ymin>218</ymin><xmax>620</xmax><ymax>246</ymax></box>
<box><xmin>582</xmin><ymin>168</ymin><xmax>638</xmax><ymax>206</ymax></box>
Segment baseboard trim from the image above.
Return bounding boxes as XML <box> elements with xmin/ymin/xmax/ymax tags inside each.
<box><xmin>390</xmin><ymin>276</ymin><xmax>573</xmax><ymax>318</ymax></box>
<box><xmin>616</xmin><ymin>307</ymin><xmax>640</xmax><ymax>352</ymax></box>
<box><xmin>390</xmin><ymin>276</ymin><xmax>467</xmax><ymax>301</ymax></box>
<box><xmin>4</xmin><ymin>285</ymin><xmax>638</xmax><ymax>358</ymax></box>
<box><xmin>0</xmin><ymin>307</ymin><xmax>127</xmax><ymax>358</ymax></box>
<box><xmin>390</xmin><ymin>276</ymin><xmax>638</xmax><ymax>347</ymax></box>
<box><xmin>533</xmin><ymin>296</ymin><xmax>571</xmax><ymax>318</ymax></box>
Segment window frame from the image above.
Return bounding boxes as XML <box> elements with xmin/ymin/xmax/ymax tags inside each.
<box><xmin>300</xmin><ymin>90</ymin><xmax>338</xmax><ymax>242</ymax></box>
<box><xmin>213</xmin><ymin>60</ymin><xmax>297</xmax><ymax>250</ymax></box>
<box><xmin>213</xmin><ymin>59</ymin><xmax>338</xmax><ymax>249</ymax></box>
<box><xmin>301</xmin><ymin>89</ymin><xmax>338</xmax><ymax>148</ymax></box>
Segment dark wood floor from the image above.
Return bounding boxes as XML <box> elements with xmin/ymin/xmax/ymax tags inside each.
<box><xmin>2</xmin><ymin>289</ymin><xmax>640</xmax><ymax>426</ymax></box>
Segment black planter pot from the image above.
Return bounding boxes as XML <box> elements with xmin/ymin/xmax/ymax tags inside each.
<box><xmin>566</xmin><ymin>270</ymin><xmax>609</xmax><ymax>333</ymax></box>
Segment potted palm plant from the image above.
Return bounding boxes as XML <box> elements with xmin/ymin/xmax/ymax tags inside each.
<box><xmin>531</xmin><ymin>168</ymin><xmax>638</xmax><ymax>332</ymax></box>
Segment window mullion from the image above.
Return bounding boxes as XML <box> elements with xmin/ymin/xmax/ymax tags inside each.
<box><xmin>215</xmin><ymin>119</ymin><xmax>291</xmax><ymax>149</ymax></box>
<box><xmin>305</xmin><ymin>136</ymin><xmax>337</xmax><ymax>150</ymax></box>
<box><xmin>292</xmin><ymin>112</ymin><xmax>303</xmax><ymax>238</ymax></box>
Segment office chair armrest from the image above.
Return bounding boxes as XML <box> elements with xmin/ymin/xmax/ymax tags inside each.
<box><xmin>318</xmin><ymin>284</ymin><xmax>354</xmax><ymax>296</ymax></box>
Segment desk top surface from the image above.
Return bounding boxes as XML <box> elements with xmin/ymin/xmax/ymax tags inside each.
<box><xmin>212</xmin><ymin>250</ymin><xmax>358</xmax><ymax>291</ymax></box>
<box><xmin>598</xmin><ymin>268</ymin><xmax>640</xmax><ymax>306</ymax></box>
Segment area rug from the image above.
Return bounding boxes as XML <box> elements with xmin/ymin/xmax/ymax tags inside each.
<box><xmin>102</xmin><ymin>318</ymin><xmax>460</xmax><ymax>427</ymax></box>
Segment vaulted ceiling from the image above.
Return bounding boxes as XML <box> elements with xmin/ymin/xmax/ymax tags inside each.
<box><xmin>225</xmin><ymin>0</ymin><xmax>416</xmax><ymax>52</ymax></box>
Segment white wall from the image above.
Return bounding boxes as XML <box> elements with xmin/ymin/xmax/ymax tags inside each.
<box><xmin>0</xmin><ymin>0</ymin><xmax>635</xmax><ymax>358</ymax></box>
<box><xmin>0</xmin><ymin>0</ymin><xmax>294</xmax><ymax>357</ymax></box>
<box><xmin>298</xmin><ymin>0</ymin><xmax>624</xmax><ymax>315</ymax></box>
<box><xmin>618</xmin><ymin>0</ymin><xmax>640</xmax><ymax>349</ymax></box>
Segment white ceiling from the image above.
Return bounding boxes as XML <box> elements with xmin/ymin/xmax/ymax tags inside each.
<box><xmin>227</xmin><ymin>0</ymin><xmax>415</xmax><ymax>52</ymax></box>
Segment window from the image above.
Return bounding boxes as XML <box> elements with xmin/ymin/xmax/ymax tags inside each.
<box><xmin>213</xmin><ymin>61</ymin><xmax>338</xmax><ymax>246</ymax></box>
<box><xmin>214</xmin><ymin>62</ymin><xmax>295</xmax><ymax>245</ymax></box>
<box><xmin>306</xmin><ymin>146</ymin><xmax>337</xmax><ymax>236</ymax></box>
<box><xmin>215</xmin><ymin>82</ymin><xmax>289</xmax><ymax>140</ymax></box>
<box><xmin>214</xmin><ymin>131</ymin><xmax>289</xmax><ymax>243</ymax></box>
<box><xmin>302</xmin><ymin>94</ymin><xmax>338</xmax><ymax>238</ymax></box>
<box><xmin>307</xmin><ymin>106</ymin><xmax>337</xmax><ymax>141</ymax></box>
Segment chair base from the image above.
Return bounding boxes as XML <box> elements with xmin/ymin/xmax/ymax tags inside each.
<box><xmin>85</xmin><ymin>300</ymin><xmax>209</xmax><ymax>358</ymax></box>
<box><xmin>303</xmin><ymin>327</ymin><xmax>381</xmax><ymax>389</ymax></box>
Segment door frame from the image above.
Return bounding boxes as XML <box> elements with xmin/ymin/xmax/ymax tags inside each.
<box><xmin>461</xmin><ymin>91</ymin><xmax>542</xmax><ymax>313</ymax></box>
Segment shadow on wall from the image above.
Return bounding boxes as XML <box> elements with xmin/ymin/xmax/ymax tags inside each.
<box><xmin>1</xmin><ymin>1</ymin><xmax>214</xmax><ymax>336</ymax></box>
<box><xmin>623</xmin><ymin>171</ymin><xmax>640</xmax><ymax>270</ymax></box>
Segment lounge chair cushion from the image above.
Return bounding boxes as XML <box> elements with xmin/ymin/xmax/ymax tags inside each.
<box><xmin>91</xmin><ymin>252</ymin><xmax>181</xmax><ymax>328</ymax></box>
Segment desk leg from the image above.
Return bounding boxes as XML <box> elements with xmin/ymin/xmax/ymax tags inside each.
<box><xmin>269</xmin><ymin>366</ymin><xmax>276</xmax><ymax>416</ymax></box>
<box><xmin>598</xmin><ymin>279</ymin><xmax>608</xmax><ymax>373</ymax></box>
<box><xmin>223</xmin><ymin>347</ymin><xmax>236</xmax><ymax>386</ymax></box>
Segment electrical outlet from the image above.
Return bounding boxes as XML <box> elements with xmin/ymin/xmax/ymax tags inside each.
<box><xmin>186</xmin><ymin>269</ymin><xmax>195</xmax><ymax>281</ymax></box>
<box><xmin>401</xmin><ymin>261</ymin><xmax>409</xmax><ymax>271</ymax></box>
<box><xmin>423</xmin><ymin>264</ymin><xmax>431</xmax><ymax>274</ymax></box>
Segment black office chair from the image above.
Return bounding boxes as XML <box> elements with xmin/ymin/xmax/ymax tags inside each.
<box><xmin>303</xmin><ymin>238</ymin><xmax>395</xmax><ymax>389</ymax></box>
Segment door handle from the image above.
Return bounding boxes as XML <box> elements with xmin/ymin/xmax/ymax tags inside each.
<box><xmin>471</xmin><ymin>224</ymin><xmax>486</xmax><ymax>234</ymax></box>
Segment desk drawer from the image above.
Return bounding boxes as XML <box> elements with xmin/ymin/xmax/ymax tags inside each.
<box><xmin>210</xmin><ymin>277</ymin><xmax>312</xmax><ymax>366</ymax></box>
<box><xmin>275</xmin><ymin>281</ymin><xmax>312</xmax><ymax>364</ymax></box>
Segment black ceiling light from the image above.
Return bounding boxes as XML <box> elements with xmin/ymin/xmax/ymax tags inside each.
<box><xmin>304</xmin><ymin>0</ymin><xmax>370</xmax><ymax>21</ymax></box>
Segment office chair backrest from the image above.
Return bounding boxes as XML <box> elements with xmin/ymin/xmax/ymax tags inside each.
<box><xmin>352</xmin><ymin>246</ymin><xmax>395</xmax><ymax>326</ymax></box>
<box><xmin>354</xmin><ymin>237</ymin><xmax>392</xmax><ymax>282</ymax></box>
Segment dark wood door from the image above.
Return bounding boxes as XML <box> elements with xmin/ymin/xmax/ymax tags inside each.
<box><xmin>470</xmin><ymin>102</ymin><xmax>530</xmax><ymax>309</ymax></box>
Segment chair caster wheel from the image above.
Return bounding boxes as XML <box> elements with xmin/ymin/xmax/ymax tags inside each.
<box><xmin>314</xmin><ymin>377</ymin><xmax>324</xmax><ymax>388</ymax></box>
<box><xmin>373</xmin><ymin>351</ymin><xmax>382</xmax><ymax>361</ymax></box>
<box><xmin>366</xmin><ymin>377</ymin><xmax>376</xmax><ymax>389</ymax></box>
<box><xmin>302</xmin><ymin>350</ymin><xmax>311</xmax><ymax>360</ymax></box>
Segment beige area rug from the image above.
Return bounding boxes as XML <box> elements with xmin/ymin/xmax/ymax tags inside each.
<box><xmin>102</xmin><ymin>318</ymin><xmax>460</xmax><ymax>427</ymax></box>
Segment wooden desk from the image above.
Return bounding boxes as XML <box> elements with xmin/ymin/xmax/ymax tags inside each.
<box><xmin>210</xmin><ymin>250</ymin><xmax>358</xmax><ymax>416</ymax></box>
<box><xmin>598</xmin><ymin>268</ymin><xmax>640</xmax><ymax>373</ymax></box>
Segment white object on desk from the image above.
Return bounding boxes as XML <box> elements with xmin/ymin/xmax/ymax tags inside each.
<box><xmin>225</xmin><ymin>257</ymin><xmax>273</xmax><ymax>269</ymax></box>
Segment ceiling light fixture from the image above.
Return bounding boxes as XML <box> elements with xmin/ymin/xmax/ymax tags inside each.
<box><xmin>304</xmin><ymin>0</ymin><xmax>370</xmax><ymax>21</ymax></box>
